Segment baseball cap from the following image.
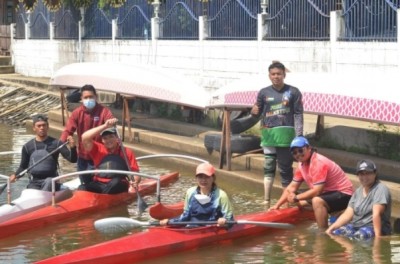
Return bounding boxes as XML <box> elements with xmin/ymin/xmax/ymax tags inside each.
<box><xmin>100</xmin><ymin>127</ymin><xmax>117</xmax><ymax>136</ymax></box>
<box><xmin>290</xmin><ymin>136</ymin><xmax>309</xmax><ymax>149</ymax></box>
<box><xmin>32</xmin><ymin>114</ymin><xmax>48</xmax><ymax>125</ymax></box>
<box><xmin>356</xmin><ymin>159</ymin><xmax>376</xmax><ymax>174</ymax></box>
<box><xmin>196</xmin><ymin>163</ymin><xmax>215</xmax><ymax>177</ymax></box>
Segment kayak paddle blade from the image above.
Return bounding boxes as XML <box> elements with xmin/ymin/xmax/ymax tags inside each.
<box><xmin>137</xmin><ymin>192</ymin><xmax>148</xmax><ymax>214</ymax></box>
<box><xmin>94</xmin><ymin>217</ymin><xmax>150</xmax><ymax>234</ymax></box>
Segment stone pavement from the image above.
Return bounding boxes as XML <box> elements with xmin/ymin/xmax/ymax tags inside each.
<box><xmin>1</xmin><ymin>73</ymin><xmax>400</xmax><ymax>217</ymax></box>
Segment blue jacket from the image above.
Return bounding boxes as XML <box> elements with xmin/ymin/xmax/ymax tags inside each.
<box><xmin>170</xmin><ymin>185</ymin><xmax>234</xmax><ymax>224</ymax></box>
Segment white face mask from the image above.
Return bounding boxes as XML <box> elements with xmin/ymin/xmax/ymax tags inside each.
<box><xmin>194</xmin><ymin>194</ymin><xmax>211</xmax><ymax>205</ymax></box>
<box><xmin>83</xmin><ymin>98</ymin><xmax>96</xmax><ymax>109</ymax></box>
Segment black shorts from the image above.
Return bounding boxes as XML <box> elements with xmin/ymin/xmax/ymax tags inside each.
<box><xmin>306</xmin><ymin>191</ymin><xmax>351</xmax><ymax>213</ymax></box>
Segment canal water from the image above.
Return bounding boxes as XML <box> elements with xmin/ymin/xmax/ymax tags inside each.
<box><xmin>0</xmin><ymin>123</ymin><xmax>400</xmax><ymax>263</ymax></box>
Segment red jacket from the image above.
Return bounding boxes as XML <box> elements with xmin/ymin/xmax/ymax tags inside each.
<box><xmin>90</xmin><ymin>141</ymin><xmax>139</xmax><ymax>172</ymax></box>
<box><xmin>60</xmin><ymin>103</ymin><xmax>114</xmax><ymax>160</ymax></box>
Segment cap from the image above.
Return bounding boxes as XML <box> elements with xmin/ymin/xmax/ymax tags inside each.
<box><xmin>356</xmin><ymin>159</ymin><xmax>376</xmax><ymax>174</ymax></box>
<box><xmin>290</xmin><ymin>136</ymin><xmax>309</xmax><ymax>149</ymax></box>
<box><xmin>32</xmin><ymin>114</ymin><xmax>48</xmax><ymax>125</ymax></box>
<box><xmin>100</xmin><ymin>127</ymin><xmax>117</xmax><ymax>136</ymax></box>
<box><xmin>195</xmin><ymin>163</ymin><xmax>215</xmax><ymax>177</ymax></box>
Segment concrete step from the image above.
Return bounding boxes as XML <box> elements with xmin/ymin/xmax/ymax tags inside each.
<box><xmin>0</xmin><ymin>65</ymin><xmax>14</xmax><ymax>74</ymax></box>
<box><xmin>0</xmin><ymin>56</ymin><xmax>11</xmax><ymax>66</ymax></box>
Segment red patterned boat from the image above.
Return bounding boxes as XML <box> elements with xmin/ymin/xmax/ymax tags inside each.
<box><xmin>36</xmin><ymin>206</ymin><xmax>309</xmax><ymax>264</ymax></box>
<box><xmin>0</xmin><ymin>171</ymin><xmax>178</xmax><ymax>239</ymax></box>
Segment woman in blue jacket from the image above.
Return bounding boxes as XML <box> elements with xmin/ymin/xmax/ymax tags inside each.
<box><xmin>160</xmin><ymin>163</ymin><xmax>234</xmax><ymax>227</ymax></box>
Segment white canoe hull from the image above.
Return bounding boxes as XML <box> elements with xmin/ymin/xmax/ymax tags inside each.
<box><xmin>0</xmin><ymin>179</ymin><xmax>80</xmax><ymax>223</ymax></box>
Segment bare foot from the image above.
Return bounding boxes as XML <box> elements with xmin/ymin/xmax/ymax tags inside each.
<box><xmin>262</xmin><ymin>200</ymin><xmax>270</xmax><ymax>209</ymax></box>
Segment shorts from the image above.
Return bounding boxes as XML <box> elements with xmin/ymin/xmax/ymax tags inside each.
<box><xmin>306</xmin><ymin>191</ymin><xmax>351</xmax><ymax>213</ymax></box>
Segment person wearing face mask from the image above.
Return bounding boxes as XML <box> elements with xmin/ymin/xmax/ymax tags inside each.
<box><xmin>159</xmin><ymin>163</ymin><xmax>234</xmax><ymax>227</ymax></box>
<box><xmin>60</xmin><ymin>84</ymin><xmax>114</xmax><ymax>185</ymax></box>
<box><xmin>269</xmin><ymin>136</ymin><xmax>354</xmax><ymax>230</ymax></box>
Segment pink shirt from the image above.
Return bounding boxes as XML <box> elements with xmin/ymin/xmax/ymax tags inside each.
<box><xmin>293</xmin><ymin>152</ymin><xmax>353</xmax><ymax>195</ymax></box>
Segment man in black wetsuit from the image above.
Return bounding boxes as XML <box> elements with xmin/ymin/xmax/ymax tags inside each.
<box><xmin>10</xmin><ymin>114</ymin><xmax>77</xmax><ymax>191</ymax></box>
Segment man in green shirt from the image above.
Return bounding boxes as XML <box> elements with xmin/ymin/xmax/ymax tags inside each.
<box><xmin>251</xmin><ymin>62</ymin><xmax>304</xmax><ymax>207</ymax></box>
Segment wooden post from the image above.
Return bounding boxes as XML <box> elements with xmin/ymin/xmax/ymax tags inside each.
<box><xmin>218</xmin><ymin>108</ymin><xmax>232</xmax><ymax>170</ymax></box>
<box><xmin>122</xmin><ymin>95</ymin><xmax>134</xmax><ymax>142</ymax></box>
<box><xmin>218</xmin><ymin>110</ymin><xmax>227</xmax><ymax>169</ymax></box>
<box><xmin>225</xmin><ymin>109</ymin><xmax>232</xmax><ymax>171</ymax></box>
<box><xmin>59</xmin><ymin>88</ymin><xmax>68</xmax><ymax>126</ymax></box>
<box><xmin>315</xmin><ymin>115</ymin><xmax>325</xmax><ymax>139</ymax></box>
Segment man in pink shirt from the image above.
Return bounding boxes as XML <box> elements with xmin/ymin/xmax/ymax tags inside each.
<box><xmin>270</xmin><ymin>136</ymin><xmax>353</xmax><ymax>229</ymax></box>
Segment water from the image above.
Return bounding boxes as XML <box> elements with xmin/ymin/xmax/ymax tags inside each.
<box><xmin>0</xmin><ymin>123</ymin><xmax>400</xmax><ymax>263</ymax></box>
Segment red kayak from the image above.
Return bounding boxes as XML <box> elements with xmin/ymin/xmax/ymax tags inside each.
<box><xmin>36</xmin><ymin>206</ymin><xmax>308</xmax><ymax>264</ymax></box>
<box><xmin>0</xmin><ymin>172</ymin><xmax>178</xmax><ymax>239</ymax></box>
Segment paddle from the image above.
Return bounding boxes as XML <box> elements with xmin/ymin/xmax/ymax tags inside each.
<box><xmin>94</xmin><ymin>217</ymin><xmax>294</xmax><ymax>234</ymax></box>
<box><xmin>114</xmin><ymin>126</ymin><xmax>148</xmax><ymax>214</ymax></box>
<box><xmin>0</xmin><ymin>140</ymin><xmax>69</xmax><ymax>196</ymax></box>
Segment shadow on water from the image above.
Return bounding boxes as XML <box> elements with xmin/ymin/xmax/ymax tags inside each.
<box><xmin>1</xmin><ymin>123</ymin><xmax>400</xmax><ymax>263</ymax></box>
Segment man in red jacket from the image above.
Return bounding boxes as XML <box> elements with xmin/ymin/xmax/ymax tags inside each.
<box><xmin>60</xmin><ymin>84</ymin><xmax>114</xmax><ymax>185</ymax></box>
<box><xmin>80</xmin><ymin>118</ymin><xmax>140</xmax><ymax>194</ymax></box>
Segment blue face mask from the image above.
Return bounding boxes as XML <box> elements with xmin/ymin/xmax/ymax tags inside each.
<box><xmin>83</xmin><ymin>98</ymin><xmax>96</xmax><ymax>109</ymax></box>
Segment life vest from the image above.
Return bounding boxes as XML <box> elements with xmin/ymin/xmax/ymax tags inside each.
<box><xmin>188</xmin><ymin>187</ymin><xmax>222</xmax><ymax>222</ymax></box>
<box><xmin>96</xmin><ymin>154</ymin><xmax>129</xmax><ymax>179</ymax></box>
<box><xmin>29</xmin><ymin>142</ymin><xmax>57</xmax><ymax>179</ymax></box>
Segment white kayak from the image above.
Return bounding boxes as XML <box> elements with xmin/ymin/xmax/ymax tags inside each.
<box><xmin>0</xmin><ymin>178</ymin><xmax>80</xmax><ymax>223</ymax></box>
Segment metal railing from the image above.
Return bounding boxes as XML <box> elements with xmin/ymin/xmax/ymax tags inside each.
<box><xmin>206</xmin><ymin>0</ymin><xmax>259</xmax><ymax>40</ymax></box>
<box><xmin>50</xmin><ymin>170</ymin><xmax>161</xmax><ymax>206</ymax></box>
<box><xmin>116</xmin><ymin>0</ymin><xmax>152</xmax><ymax>40</ymax></box>
<box><xmin>266</xmin><ymin>0</ymin><xmax>337</xmax><ymax>41</ymax></box>
<box><xmin>11</xmin><ymin>0</ymin><xmax>400</xmax><ymax>42</ymax></box>
<box><xmin>158</xmin><ymin>1</ymin><xmax>200</xmax><ymax>40</ymax></box>
<box><xmin>340</xmin><ymin>0</ymin><xmax>398</xmax><ymax>42</ymax></box>
<box><xmin>28</xmin><ymin>0</ymin><xmax>50</xmax><ymax>39</ymax></box>
<box><xmin>53</xmin><ymin>6</ymin><xmax>80</xmax><ymax>39</ymax></box>
<box><xmin>83</xmin><ymin>2</ymin><xmax>114</xmax><ymax>39</ymax></box>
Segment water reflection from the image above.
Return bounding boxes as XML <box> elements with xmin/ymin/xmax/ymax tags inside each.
<box><xmin>1</xmin><ymin>123</ymin><xmax>400</xmax><ymax>264</ymax></box>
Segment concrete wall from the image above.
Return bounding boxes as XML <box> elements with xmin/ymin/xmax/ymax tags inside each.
<box><xmin>11</xmin><ymin>38</ymin><xmax>399</xmax><ymax>90</ymax></box>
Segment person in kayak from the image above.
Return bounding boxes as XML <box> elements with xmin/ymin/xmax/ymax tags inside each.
<box><xmin>10</xmin><ymin>114</ymin><xmax>77</xmax><ymax>191</ymax></box>
<box><xmin>269</xmin><ymin>136</ymin><xmax>354</xmax><ymax>229</ymax></box>
<box><xmin>326</xmin><ymin>159</ymin><xmax>391</xmax><ymax>239</ymax></box>
<box><xmin>60</xmin><ymin>84</ymin><xmax>114</xmax><ymax>186</ymax></box>
<box><xmin>79</xmin><ymin>118</ymin><xmax>140</xmax><ymax>194</ymax></box>
<box><xmin>160</xmin><ymin>162</ymin><xmax>234</xmax><ymax>227</ymax></box>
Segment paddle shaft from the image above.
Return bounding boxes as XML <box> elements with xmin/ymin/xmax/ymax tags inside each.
<box><xmin>0</xmin><ymin>140</ymin><xmax>69</xmax><ymax>196</ymax></box>
<box><xmin>94</xmin><ymin>217</ymin><xmax>294</xmax><ymax>234</ymax></box>
<box><xmin>155</xmin><ymin>220</ymin><xmax>294</xmax><ymax>229</ymax></box>
<box><xmin>16</xmin><ymin>140</ymin><xmax>69</xmax><ymax>179</ymax></box>
<box><xmin>114</xmin><ymin>127</ymin><xmax>148</xmax><ymax>211</ymax></box>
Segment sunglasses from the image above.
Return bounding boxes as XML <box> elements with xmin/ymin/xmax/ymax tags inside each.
<box><xmin>291</xmin><ymin>147</ymin><xmax>306</xmax><ymax>156</ymax></box>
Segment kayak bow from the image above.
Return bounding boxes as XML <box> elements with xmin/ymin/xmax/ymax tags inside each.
<box><xmin>0</xmin><ymin>171</ymin><xmax>178</xmax><ymax>239</ymax></box>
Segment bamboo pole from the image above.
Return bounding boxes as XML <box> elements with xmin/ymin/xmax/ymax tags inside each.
<box><xmin>0</xmin><ymin>93</ymin><xmax>47</xmax><ymax>118</ymax></box>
